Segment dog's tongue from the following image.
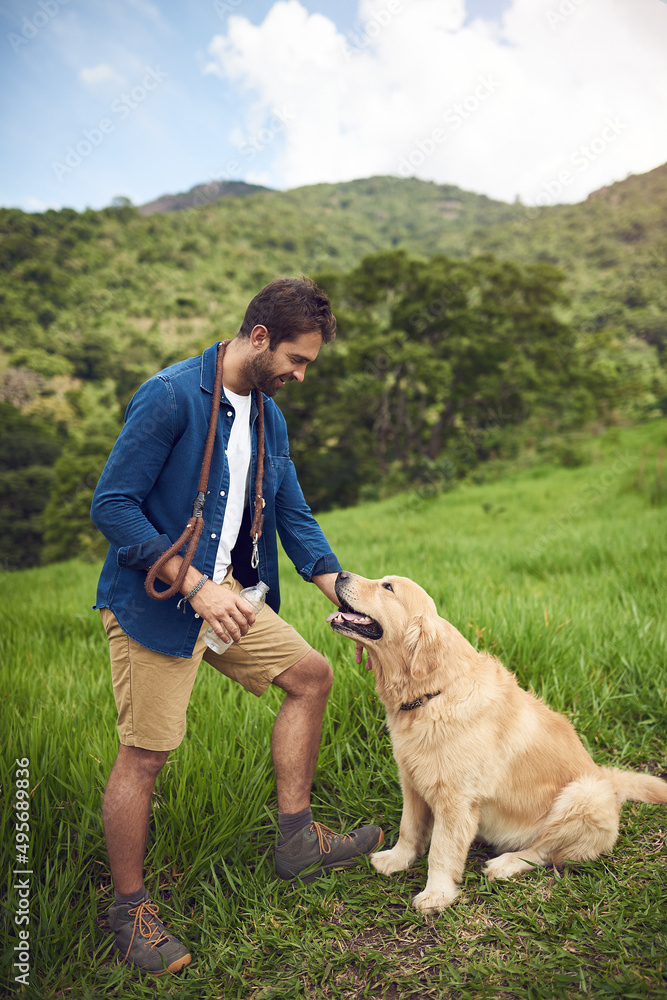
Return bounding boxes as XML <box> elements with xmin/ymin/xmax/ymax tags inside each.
<box><xmin>325</xmin><ymin>610</ymin><xmax>373</xmax><ymax>624</ymax></box>
<box><xmin>325</xmin><ymin>611</ymin><xmax>373</xmax><ymax>669</ymax></box>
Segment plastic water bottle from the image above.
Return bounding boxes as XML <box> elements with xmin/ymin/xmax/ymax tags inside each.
<box><xmin>201</xmin><ymin>581</ymin><xmax>269</xmax><ymax>654</ymax></box>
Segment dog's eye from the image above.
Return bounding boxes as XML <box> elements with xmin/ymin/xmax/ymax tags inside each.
<box><xmin>382</xmin><ymin>582</ymin><xmax>393</xmax><ymax>592</ymax></box>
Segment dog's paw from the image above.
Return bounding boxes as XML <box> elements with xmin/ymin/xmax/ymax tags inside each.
<box><xmin>484</xmin><ymin>852</ymin><xmax>538</xmax><ymax>881</ymax></box>
<box><xmin>370</xmin><ymin>848</ymin><xmax>413</xmax><ymax>876</ymax></box>
<box><xmin>412</xmin><ymin>887</ymin><xmax>458</xmax><ymax>914</ymax></box>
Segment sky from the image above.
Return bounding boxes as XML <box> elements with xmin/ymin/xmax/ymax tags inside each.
<box><xmin>1</xmin><ymin>0</ymin><xmax>666</xmax><ymax>213</ymax></box>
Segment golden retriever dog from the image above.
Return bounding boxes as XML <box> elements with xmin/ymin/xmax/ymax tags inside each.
<box><xmin>327</xmin><ymin>571</ymin><xmax>667</xmax><ymax>914</ymax></box>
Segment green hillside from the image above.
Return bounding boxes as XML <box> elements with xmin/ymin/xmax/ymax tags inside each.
<box><xmin>3</xmin><ymin>166</ymin><xmax>666</xmax><ymax>370</ymax></box>
<box><xmin>0</xmin><ymin>166</ymin><xmax>665</xmax><ymax>569</ymax></box>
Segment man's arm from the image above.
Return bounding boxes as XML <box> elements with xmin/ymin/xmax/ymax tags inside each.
<box><xmin>91</xmin><ymin>377</ymin><xmax>176</xmax><ymax>569</ymax></box>
<box><xmin>273</xmin><ymin>455</ymin><xmax>342</xmax><ymax>591</ymax></box>
<box><xmin>312</xmin><ymin>572</ymin><xmax>339</xmax><ymax>606</ymax></box>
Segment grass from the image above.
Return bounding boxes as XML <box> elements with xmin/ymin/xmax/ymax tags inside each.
<box><xmin>1</xmin><ymin>419</ymin><xmax>666</xmax><ymax>999</ymax></box>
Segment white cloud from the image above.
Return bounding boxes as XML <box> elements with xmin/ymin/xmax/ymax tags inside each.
<box><xmin>203</xmin><ymin>0</ymin><xmax>667</xmax><ymax>204</ymax></box>
<box><xmin>79</xmin><ymin>63</ymin><xmax>125</xmax><ymax>88</ymax></box>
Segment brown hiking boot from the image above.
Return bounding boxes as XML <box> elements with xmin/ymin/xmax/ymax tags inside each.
<box><xmin>108</xmin><ymin>897</ymin><xmax>191</xmax><ymax>975</ymax></box>
<box><xmin>275</xmin><ymin>821</ymin><xmax>384</xmax><ymax>882</ymax></box>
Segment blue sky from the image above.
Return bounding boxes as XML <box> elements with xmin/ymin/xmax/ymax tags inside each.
<box><xmin>1</xmin><ymin>0</ymin><xmax>665</xmax><ymax>213</ymax></box>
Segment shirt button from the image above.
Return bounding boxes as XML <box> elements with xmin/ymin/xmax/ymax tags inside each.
<box><xmin>211</xmin><ymin>533</ymin><xmax>217</xmax><ymax>539</ymax></box>
<box><xmin>227</xmin><ymin>410</ymin><xmax>233</xmax><ymax>417</ymax></box>
<box><xmin>220</xmin><ymin>490</ymin><xmax>226</xmax><ymax>497</ymax></box>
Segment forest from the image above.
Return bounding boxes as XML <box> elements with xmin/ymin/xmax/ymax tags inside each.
<box><xmin>1</xmin><ymin>165</ymin><xmax>666</xmax><ymax>569</ymax></box>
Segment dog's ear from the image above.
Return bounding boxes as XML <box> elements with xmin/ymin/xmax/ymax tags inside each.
<box><xmin>405</xmin><ymin>613</ymin><xmax>444</xmax><ymax>678</ymax></box>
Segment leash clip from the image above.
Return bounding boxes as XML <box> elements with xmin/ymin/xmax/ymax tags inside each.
<box><xmin>191</xmin><ymin>491</ymin><xmax>206</xmax><ymax>518</ymax></box>
<box><xmin>250</xmin><ymin>500</ymin><xmax>265</xmax><ymax>569</ymax></box>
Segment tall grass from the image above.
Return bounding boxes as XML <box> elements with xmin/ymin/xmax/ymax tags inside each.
<box><xmin>1</xmin><ymin>421</ymin><xmax>666</xmax><ymax>999</ymax></box>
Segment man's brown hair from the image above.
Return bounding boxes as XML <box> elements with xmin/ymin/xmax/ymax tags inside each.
<box><xmin>239</xmin><ymin>276</ymin><xmax>336</xmax><ymax>348</ymax></box>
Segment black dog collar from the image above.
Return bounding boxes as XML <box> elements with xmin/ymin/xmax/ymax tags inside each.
<box><xmin>400</xmin><ymin>691</ymin><xmax>441</xmax><ymax>711</ymax></box>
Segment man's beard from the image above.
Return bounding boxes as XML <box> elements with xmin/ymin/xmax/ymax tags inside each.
<box><xmin>241</xmin><ymin>353</ymin><xmax>291</xmax><ymax>398</ymax></box>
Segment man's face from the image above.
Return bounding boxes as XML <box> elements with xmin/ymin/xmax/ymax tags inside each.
<box><xmin>245</xmin><ymin>329</ymin><xmax>323</xmax><ymax>397</ymax></box>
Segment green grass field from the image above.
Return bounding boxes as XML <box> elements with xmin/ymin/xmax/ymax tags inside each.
<box><xmin>2</xmin><ymin>421</ymin><xmax>666</xmax><ymax>999</ymax></box>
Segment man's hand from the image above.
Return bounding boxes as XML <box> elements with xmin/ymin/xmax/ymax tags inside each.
<box><xmin>155</xmin><ymin>555</ymin><xmax>255</xmax><ymax>644</ymax></box>
<box><xmin>189</xmin><ymin>581</ymin><xmax>255</xmax><ymax>645</ymax></box>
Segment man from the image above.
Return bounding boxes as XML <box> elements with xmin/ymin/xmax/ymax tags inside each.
<box><xmin>91</xmin><ymin>277</ymin><xmax>383</xmax><ymax>976</ymax></box>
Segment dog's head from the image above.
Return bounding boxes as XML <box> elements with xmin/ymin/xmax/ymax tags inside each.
<box><xmin>328</xmin><ymin>571</ymin><xmax>446</xmax><ymax>682</ymax></box>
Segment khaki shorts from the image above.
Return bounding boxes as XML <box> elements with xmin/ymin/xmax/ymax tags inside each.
<box><xmin>100</xmin><ymin>570</ymin><xmax>312</xmax><ymax>751</ymax></box>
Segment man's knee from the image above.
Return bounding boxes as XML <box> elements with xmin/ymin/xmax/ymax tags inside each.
<box><xmin>275</xmin><ymin>650</ymin><xmax>333</xmax><ymax>698</ymax></box>
<box><xmin>116</xmin><ymin>744</ymin><xmax>169</xmax><ymax>779</ymax></box>
<box><xmin>309</xmin><ymin>651</ymin><xmax>334</xmax><ymax>695</ymax></box>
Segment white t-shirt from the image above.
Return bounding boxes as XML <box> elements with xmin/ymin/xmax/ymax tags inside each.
<box><xmin>212</xmin><ymin>387</ymin><xmax>252</xmax><ymax>584</ymax></box>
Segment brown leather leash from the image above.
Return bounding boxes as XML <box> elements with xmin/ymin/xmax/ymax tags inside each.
<box><xmin>144</xmin><ymin>340</ymin><xmax>265</xmax><ymax>602</ymax></box>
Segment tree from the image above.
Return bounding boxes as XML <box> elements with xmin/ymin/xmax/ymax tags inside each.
<box><xmin>40</xmin><ymin>380</ymin><xmax>121</xmax><ymax>564</ymax></box>
<box><xmin>0</xmin><ymin>403</ymin><xmax>62</xmax><ymax>568</ymax></box>
<box><xmin>280</xmin><ymin>250</ymin><xmax>598</xmax><ymax>509</ymax></box>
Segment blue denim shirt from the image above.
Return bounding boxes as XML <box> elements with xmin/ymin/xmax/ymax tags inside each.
<box><xmin>91</xmin><ymin>342</ymin><xmax>341</xmax><ymax>657</ymax></box>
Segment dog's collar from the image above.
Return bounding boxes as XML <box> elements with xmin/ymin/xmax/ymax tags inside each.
<box><xmin>399</xmin><ymin>691</ymin><xmax>441</xmax><ymax>711</ymax></box>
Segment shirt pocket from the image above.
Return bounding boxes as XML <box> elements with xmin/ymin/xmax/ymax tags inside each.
<box><xmin>266</xmin><ymin>455</ymin><xmax>290</xmax><ymax>497</ymax></box>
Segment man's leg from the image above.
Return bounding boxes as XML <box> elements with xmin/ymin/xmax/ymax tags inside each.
<box><xmin>100</xmin><ymin>609</ymin><xmax>199</xmax><ymax>974</ymax></box>
<box><xmin>271</xmin><ymin>650</ymin><xmax>384</xmax><ymax>880</ymax></box>
<box><xmin>270</xmin><ymin>649</ymin><xmax>333</xmax><ymax>813</ymax></box>
<box><xmin>104</xmin><ymin>745</ymin><xmax>192</xmax><ymax>974</ymax></box>
<box><xmin>103</xmin><ymin>745</ymin><xmax>168</xmax><ymax>896</ymax></box>
<box><xmin>201</xmin><ymin>590</ymin><xmax>384</xmax><ymax>880</ymax></box>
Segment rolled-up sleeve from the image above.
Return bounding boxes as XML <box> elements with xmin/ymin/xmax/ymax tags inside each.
<box><xmin>91</xmin><ymin>376</ymin><xmax>177</xmax><ymax>570</ymax></box>
<box><xmin>116</xmin><ymin>535</ymin><xmax>173</xmax><ymax>571</ymax></box>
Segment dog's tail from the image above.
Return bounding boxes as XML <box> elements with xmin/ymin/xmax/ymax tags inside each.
<box><xmin>605</xmin><ymin>767</ymin><xmax>667</xmax><ymax>805</ymax></box>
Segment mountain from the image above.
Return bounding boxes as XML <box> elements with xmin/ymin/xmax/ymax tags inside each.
<box><xmin>1</xmin><ymin>164</ymin><xmax>665</xmax><ymax>385</ymax></box>
<box><xmin>1</xmin><ymin>164</ymin><xmax>665</xmax><ymax>569</ymax></box>
<box><xmin>138</xmin><ymin>179</ymin><xmax>270</xmax><ymax>215</ymax></box>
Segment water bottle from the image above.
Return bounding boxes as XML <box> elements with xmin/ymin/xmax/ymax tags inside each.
<box><xmin>201</xmin><ymin>581</ymin><xmax>269</xmax><ymax>654</ymax></box>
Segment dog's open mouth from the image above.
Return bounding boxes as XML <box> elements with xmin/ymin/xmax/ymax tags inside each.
<box><xmin>326</xmin><ymin>600</ymin><xmax>383</xmax><ymax>641</ymax></box>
